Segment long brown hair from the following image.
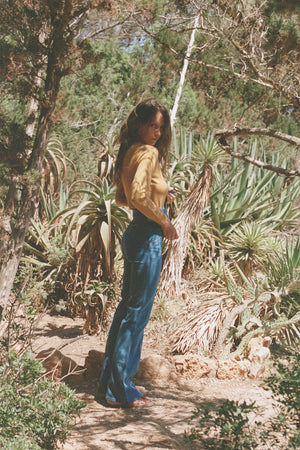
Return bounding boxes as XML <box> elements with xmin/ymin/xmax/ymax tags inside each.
<box><xmin>114</xmin><ymin>98</ymin><xmax>171</xmax><ymax>184</ymax></box>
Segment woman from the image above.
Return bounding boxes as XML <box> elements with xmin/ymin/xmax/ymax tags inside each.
<box><xmin>96</xmin><ymin>98</ymin><xmax>178</xmax><ymax>408</ymax></box>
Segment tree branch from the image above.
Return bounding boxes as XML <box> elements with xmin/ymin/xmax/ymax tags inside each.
<box><xmin>215</xmin><ymin>127</ymin><xmax>300</xmax><ymax>177</ymax></box>
<box><xmin>79</xmin><ymin>14</ymin><xmax>132</xmax><ymax>42</ymax></box>
<box><xmin>228</xmin><ymin>37</ymin><xmax>300</xmax><ymax>109</ymax></box>
<box><xmin>215</xmin><ymin>126</ymin><xmax>300</xmax><ymax>147</ymax></box>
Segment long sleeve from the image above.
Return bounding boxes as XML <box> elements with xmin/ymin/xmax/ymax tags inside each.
<box><xmin>130</xmin><ymin>148</ymin><xmax>167</xmax><ymax>225</ymax></box>
<box><xmin>117</xmin><ymin>144</ymin><xmax>168</xmax><ymax>226</ymax></box>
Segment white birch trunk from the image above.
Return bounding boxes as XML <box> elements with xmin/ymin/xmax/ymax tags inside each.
<box><xmin>170</xmin><ymin>15</ymin><xmax>199</xmax><ymax>128</ymax></box>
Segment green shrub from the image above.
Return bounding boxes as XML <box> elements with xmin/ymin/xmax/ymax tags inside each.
<box><xmin>266</xmin><ymin>348</ymin><xmax>300</xmax><ymax>448</ymax></box>
<box><xmin>185</xmin><ymin>350</ymin><xmax>299</xmax><ymax>448</ymax></box>
<box><xmin>184</xmin><ymin>399</ymin><xmax>258</xmax><ymax>449</ymax></box>
<box><xmin>0</xmin><ymin>352</ymin><xmax>85</xmax><ymax>449</ymax></box>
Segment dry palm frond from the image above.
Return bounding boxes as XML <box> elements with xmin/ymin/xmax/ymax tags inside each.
<box><xmin>171</xmin><ymin>291</ymin><xmax>234</xmax><ymax>354</ymax></box>
<box><xmin>161</xmin><ymin>163</ymin><xmax>214</xmax><ymax>295</ymax></box>
<box><xmin>161</xmin><ymin>133</ymin><xmax>225</xmax><ymax>295</ymax></box>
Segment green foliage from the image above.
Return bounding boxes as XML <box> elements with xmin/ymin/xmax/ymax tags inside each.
<box><xmin>0</xmin><ymin>352</ymin><xmax>85</xmax><ymax>449</ymax></box>
<box><xmin>73</xmin><ymin>280</ymin><xmax>116</xmax><ymax>318</ymax></box>
<box><xmin>192</xmin><ymin>132</ymin><xmax>226</xmax><ymax>169</ymax></box>
<box><xmin>264</xmin><ymin>1</ymin><xmax>300</xmax><ymax>64</ymax></box>
<box><xmin>225</xmin><ymin>221</ymin><xmax>277</xmax><ymax>277</ymax></box>
<box><xmin>55</xmin><ymin>35</ymin><xmax>184</xmax><ymax>178</ymax></box>
<box><xmin>268</xmin><ymin>350</ymin><xmax>299</xmax><ymax>418</ymax></box>
<box><xmin>185</xmin><ymin>400</ymin><xmax>258</xmax><ymax>449</ymax></box>
<box><xmin>23</xmin><ymin>220</ymin><xmax>71</xmax><ymax>276</ymax></box>
<box><xmin>20</xmin><ymin>182</ymin><xmax>75</xmax><ymax>310</ymax></box>
<box><xmin>43</xmin><ymin>137</ymin><xmax>76</xmax><ymax>193</ymax></box>
<box><xmin>207</xmin><ymin>247</ymin><xmax>299</xmax><ymax>358</ymax></box>
<box><xmin>0</xmin><ymin>164</ymin><xmax>10</xmax><ymax>207</ymax></box>
<box><xmin>266</xmin><ymin>348</ymin><xmax>300</xmax><ymax>448</ymax></box>
<box><xmin>167</xmin><ymin>128</ymin><xmax>196</xmax><ymax>207</ymax></box>
<box><xmin>56</xmin><ymin>178</ymin><xmax>129</xmax><ymax>281</ymax></box>
<box><xmin>249</xmin><ymin>237</ymin><xmax>300</xmax><ymax>347</ymax></box>
<box><xmin>185</xmin><ymin>350</ymin><xmax>299</xmax><ymax>448</ymax></box>
<box><xmin>264</xmin><ymin>237</ymin><xmax>300</xmax><ymax>291</ymax></box>
<box><xmin>209</xmin><ymin>140</ymin><xmax>300</xmax><ymax>235</ymax></box>
<box><xmin>0</xmin><ymin>287</ymin><xmax>38</xmax><ymax>353</ymax></box>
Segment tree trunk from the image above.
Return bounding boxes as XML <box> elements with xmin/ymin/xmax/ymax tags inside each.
<box><xmin>0</xmin><ymin>43</ymin><xmax>63</xmax><ymax>319</ymax></box>
<box><xmin>170</xmin><ymin>15</ymin><xmax>199</xmax><ymax>128</ymax></box>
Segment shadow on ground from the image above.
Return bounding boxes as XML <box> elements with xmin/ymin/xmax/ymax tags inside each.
<box><xmin>33</xmin><ymin>313</ymin><xmax>276</xmax><ymax>450</ymax></box>
<box><xmin>64</xmin><ymin>374</ymin><xmax>234</xmax><ymax>450</ymax></box>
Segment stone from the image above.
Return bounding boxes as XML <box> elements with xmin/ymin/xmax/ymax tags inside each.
<box><xmin>135</xmin><ymin>354</ymin><xmax>175</xmax><ymax>383</ymax></box>
<box><xmin>173</xmin><ymin>354</ymin><xmax>217</xmax><ymax>379</ymax></box>
<box><xmin>84</xmin><ymin>351</ymin><xmax>175</xmax><ymax>384</ymax></box>
<box><xmin>246</xmin><ymin>336</ymin><xmax>272</xmax><ymax>379</ymax></box>
<box><xmin>217</xmin><ymin>359</ymin><xmax>250</xmax><ymax>380</ymax></box>
<box><xmin>246</xmin><ymin>336</ymin><xmax>272</xmax><ymax>362</ymax></box>
<box><xmin>84</xmin><ymin>349</ymin><xmax>105</xmax><ymax>380</ymax></box>
<box><xmin>36</xmin><ymin>348</ymin><xmax>84</xmax><ymax>383</ymax></box>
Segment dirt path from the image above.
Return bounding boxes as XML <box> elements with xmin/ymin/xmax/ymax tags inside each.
<box><xmin>32</xmin><ymin>314</ymin><xmax>276</xmax><ymax>450</ymax></box>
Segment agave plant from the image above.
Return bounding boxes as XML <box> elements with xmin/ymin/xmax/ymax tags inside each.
<box><xmin>171</xmin><ymin>247</ymin><xmax>299</xmax><ymax>356</ymax></box>
<box><xmin>42</xmin><ymin>136</ymin><xmax>76</xmax><ymax>196</ymax></box>
<box><xmin>22</xmin><ymin>185</ymin><xmax>71</xmax><ymax>280</ymax></box>
<box><xmin>209</xmin><ymin>139</ymin><xmax>300</xmax><ymax>236</ymax></box>
<box><xmin>225</xmin><ymin>221</ymin><xmax>278</xmax><ymax>277</ymax></box>
<box><xmin>186</xmin><ymin>218</ymin><xmax>222</xmax><ymax>272</ymax></box>
<box><xmin>97</xmin><ymin>146</ymin><xmax>115</xmax><ymax>183</ymax></box>
<box><xmin>215</xmin><ymin>245</ymin><xmax>300</xmax><ymax>355</ymax></box>
<box><xmin>56</xmin><ymin>179</ymin><xmax>130</xmax><ymax>286</ymax></box>
<box><xmin>261</xmin><ymin>237</ymin><xmax>300</xmax><ymax>346</ymax></box>
<box><xmin>75</xmin><ymin>280</ymin><xmax>116</xmax><ymax>335</ymax></box>
<box><xmin>171</xmin><ymin>127</ymin><xmax>194</xmax><ymax>162</ymax></box>
<box><xmin>265</xmin><ymin>237</ymin><xmax>300</xmax><ymax>292</ymax></box>
<box><xmin>23</xmin><ymin>218</ymin><xmax>71</xmax><ymax>281</ymax></box>
<box><xmin>165</xmin><ymin>129</ymin><xmax>197</xmax><ymax>216</ymax></box>
<box><xmin>47</xmin><ymin>179</ymin><xmax>130</xmax><ymax>330</ymax></box>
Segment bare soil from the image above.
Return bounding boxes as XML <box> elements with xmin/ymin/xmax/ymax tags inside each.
<box><xmin>31</xmin><ymin>313</ymin><xmax>281</xmax><ymax>449</ymax></box>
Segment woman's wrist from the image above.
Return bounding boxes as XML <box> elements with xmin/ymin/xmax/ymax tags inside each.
<box><xmin>161</xmin><ymin>218</ymin><xmax>178</xmax><ymax>240</ymax></box>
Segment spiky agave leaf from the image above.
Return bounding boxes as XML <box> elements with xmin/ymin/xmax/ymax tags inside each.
<box><xmin>192</xmin><ymin>132</ymin><xmax>226</xmax><ymax>169</ymax></box>
<box><xmin>209</xmin><ymin>139</ymin><xmax>300</xmax><ymax>235</ymax></box>
<box><xmin>53</xmin><ymin>179</ymin><xmax>130</xmax><ymax>287</ymax></box>
<box><xmin>265</xmin><ymin>237</ymin><xmax>300</xmax><ymax>291</ymax></box>
<box><xmin>42</xmin><ymin>136</ymin><xmax>76</xmax><ymax>196</ymax></box>
<box><xmin>225</xmin><ymin>221</ymin><xmax>278</xmax><ymax>277</ymax></box>
<box><xmin>260</xmin><ymin>237</ymin><xmax>300</xmax><ymax>347</ymax></box>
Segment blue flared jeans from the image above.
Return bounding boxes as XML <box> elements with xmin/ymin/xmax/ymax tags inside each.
<box><xmin>98</xmin><ymin>209</ymin><xmax>166</xmax><ymax>403</ymax></box>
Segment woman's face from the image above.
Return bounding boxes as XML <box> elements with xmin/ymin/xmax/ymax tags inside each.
<box><xmin>139</xmin><ymin>111</ymin><xmax>164</xmax><ymax>146</ymax></box>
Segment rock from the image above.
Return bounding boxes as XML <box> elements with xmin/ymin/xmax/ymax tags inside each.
<box><xmin>84</xmin><ymin>351</ymin><xmax>175</xmax><ymax>384</ymax></box>
<box><xmin>217</xmin><ymin>359</ymin><xmax>251</xmax><ymax>380</ymax></box>
<box><xmin>36</xmin><ymin>348</ymin><xmax>84</xmax><ymax>384</ymax></box>
<box><xmin>135</xmin><ymin>354</ymin><xmax>175</xmax><ymax>383</ymax></box>
<box><xmin>173</xmin><ymin>354</ymin><xmax>217</xmax><ymax>379</ymax></box>
<box><xmin>84</xmin><ymin>350</ymin><xmax>105</xmax><ymax>380</ymax></box>
<box><xmin>246</xmin><ymin>336</ymin><xmax>272</xmax><ymax>379</ymax></box>
<box><xmin>246</xmin><ymin>336</ymin><xmax>272</xmax><ymax>362</ymax></box>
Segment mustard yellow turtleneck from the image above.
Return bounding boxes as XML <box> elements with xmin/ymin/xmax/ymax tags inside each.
<box><xmin>115</xmin><ymin>143</ymin><xmax>168</xmax><ymax>226</ymax></box>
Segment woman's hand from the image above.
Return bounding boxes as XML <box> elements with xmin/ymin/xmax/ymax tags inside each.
<box><xmin>166</xmin><ymin>188</ymin><xmax>177</xmax><ymax>205</ymax></box>
<box><xmin>161</xmin><ymin>218</ymin><xmax>178</xmax><ymax>240</ymax></box>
